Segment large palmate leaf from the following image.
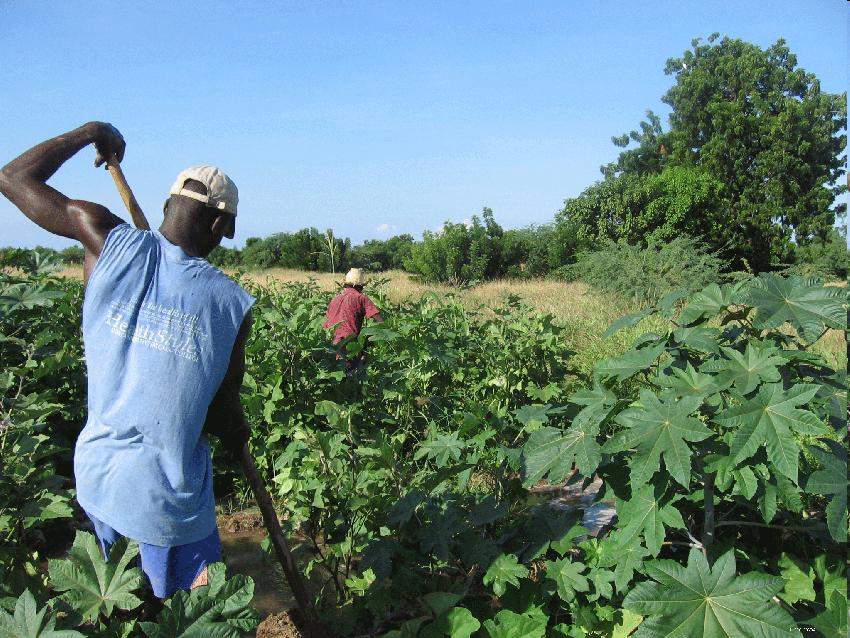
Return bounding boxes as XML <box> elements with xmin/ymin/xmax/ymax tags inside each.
<box><xmin>805</xmin><ymin>591</ymin><xmax>848</xmax><ymax>638</ymax></box>
<box><xmin>624</xmin><ymin>548</ymin><xmax>801</xmax><ymax>638</ymax></box>
<box><xmin>569</xmin><ymin>383</ymin><xmax>618</xmax><ymax>418</ymax></box>
<box><xmin>47</xmin><ymin>532</ymin><xmax>144</xmax><ymax>623</ymax></box>
<box><xmin>595</xmin><ymin>344</ymin><xmax>665</xmax><ymax>381</ymax></box>
<box><xmin>656</xmin><ymin>363</ymin><xmax>726</xmax><ymax>401</ymax></box>
<box><xmin>776</xmin><ymin>553</ymin><xmax>816</xmax><ymax>606</ymax></box>
<box><xmin>715</xmin><ymin>383</ymin><xmax>826</xmax><ymax>484</ymax></box>
<box><xmin>670</xmin><ymin>324</ymin><xmax>722</xmax><ymax>354</ymax></box>
<box><xmin>603</xmin><ymin>391</ymin><xmax>712</xmax><ymax>488</ymax></box>
<box><xmin>414</xmin><ymin>431</ymin><xmax>465</xmax><ymax>467</ymax></box>
<box><xmin>804</xmin><ymin>440</ymin><xmax>847</xmax><ymax>543</ymax></box>
<box><xmin>512</xmin><ymin>404</ymin><xmax>553</xmax><ymax>432</ymax></box>
<box><xmin>701</xmin><ymin>344</ymin><xmax>783</xmax><ymax>395</ymax></box>
<box><xmin>482</xmin><ymin>610</ymin><xmax>547</xmax><ymax>638</ymax></box>
<box><xmin>612</xmin><ymin>484</ymin><xmax>685</xmax><ymax>557</ymax></box>
<box><xmin>521</xmin><ymin>408</ymin><xmax>603</xmax><ymax>486</ymax></box>
<box><xmin>678</xmin><ymin>282</ymin><xmax>742</xmax><ymax>325</ymax></box>
<box><xmin>743</xmin><ymin>274</ymin><xmax>846</xmax><ymax>343</ymax></box>
<box><xmin>139</xmin><ymin>563</ymin><xmax>259</xmax><ymax>638</ymax></box>
<box><xmin>0</xmin><ymin>283</ymin><xmax>66</xmax><ymax>312</ymax></box>
<box><xmin>0</xmin><ymin>590</ymin><xmax>84</xmax><ymax>638</ymax></box>
<box><xmin>483</xmin><ymin>554</ymin><xmax>528</xmax><ymax>597</ymax></box>
<box><xmin>546</xmin><ymin>558</ymin><xmax>589</xmax><ymax>602</ymax></box>
<box><xmin>599</xmin><ymin>531</ymin><xmax>651</xmax><ymax>593</ymax></box>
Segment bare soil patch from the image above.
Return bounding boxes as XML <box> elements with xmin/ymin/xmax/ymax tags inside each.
<box><xmin>256</xmin><ymin>610</ymin><xmax>304</xmax><ymax>638</ymax></box>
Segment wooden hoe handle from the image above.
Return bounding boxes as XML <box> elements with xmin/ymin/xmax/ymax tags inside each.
<box><xmin>106</xmin><ymin>156</ymin><xmax>150</xmax><ymax>230</ymax></box>
<box><xmin>240</xmin><ymin>446</ymin><xmax>332</xmax><ymax>637</ymax></box>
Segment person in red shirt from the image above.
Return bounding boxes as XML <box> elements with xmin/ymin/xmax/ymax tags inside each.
<box><xmin>323</xmin><ymin>268</ymin><xmax>384</xmax><ymax>375</ymax></box>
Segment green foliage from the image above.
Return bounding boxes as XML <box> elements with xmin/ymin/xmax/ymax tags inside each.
<box><xmin>350</xmin><ymin>234</ymin><xmax>415</xmax><ymax>271</ymax></box>
<box><xmin>56</xmin><ymin>247</ymin><xmax>84</xmax><ymax>266</ymax></box>
<box><xmin>601</xmin><ymin>34</ymin><xmax>846</xmax><ymax>271</ymax></box>
<box><xmin>0</xmin><ymin>533</ymin><xmax>258</xmax><ymax>637</ymax></box>
<box><xmin>3</xmin><ymin>252</ymin><xmax>847</xmax><ymax>636</ymax></box>
<box><xmin>483</xmin><ymin>554</ymin><xmax>528</xmax><ymax>596</ymax></box>
<box><xmin>47</xmin><ymin>532</ymin><xmax>143</xmax><ymax>623</ymax></box>
<box><xmin>139</xmin><ymin>563</ymin><xmax>259</xmax><ymax>638</ymax></box>
<box><xmin>604</xmin><ymin>391</ymin><xmax>712</xmax><ymax>488</ymax></box>
<box><xmin>785</xmin><ymin>227</ymin><xmax>850</xmax><ymax>281</ymax></box>
<box><xmin>804</xmin><ymin>441</ymin><xmax>847</xmax><ymax>543</ymax></box>
<box><xmin>741</xmin><ymin>274</ymin><xmax>846</xmax><ymax>342</ymax></box>
<box><xmin>623</xmin><ymin>549</ymin><xmax>800</xmax><ymax>638</ymax></box>
<box><xmin>558</xmin><ymin>166</ymin><xmax>726</xmax><ymax>249</ymax></box>
<box><xmin>0</xmin><ymin>589</ymin><xmax>84</xmax><ymax>638</ymax></box>
<box><xmin>805</xmin><ymin>591</ymin><xmax>848</xmax><ymax>638</ymax></box>
<box><xmin>567</xmin><ymin>237</ymin><xmax>727</xmax><ymax>305</ymax></box>
<box><xmin>206</xmin><ymin>245</ymin><xmax>242</xmax><ymax>268</ymax></box>
<box><xmin>406</xmin><ymin>208</ymin><xmax>505</xmax><ymax>283</ymax></box>
<box><xmin>0</xmin><ymin>253</ymin><xmax>84</xmax><ymax>605</ymax></box>
<box><xmin>500</xmin><ymin>224</ymin><xmax>579</xmax><ymax>278</ymax></box>
<box><xmin>240</xmin><ymin>227</ymin><xmax>351</xmax><ymax>272</ymax></box>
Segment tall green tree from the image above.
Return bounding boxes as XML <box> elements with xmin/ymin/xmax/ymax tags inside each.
<box><xmin>601</xmin><ymin>34</ymin><xmax>847</xmax><ymax>271</ymax></box>
<box><xmin>558</xmin><ymin>166</ymin><xmax>725</xmax><ymax>248</ymax></box>
<box><xmin>407</xmin><ymin>208</ymin><xmax>505</xmax><ymax>283</ymax></box>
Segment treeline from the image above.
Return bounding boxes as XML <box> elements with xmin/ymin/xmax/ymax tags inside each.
<box><xmin>206</xmin><ymin>228</ymin><xmax>415</xmax><ymax>273</ymax></box>
<box><xmin>210</xmin><ymin>34</ymin><xmax>848</xmax><ymax>285</ymax></box>
<box><xmin>6</xmin><ymin>35</ymin><xmax>847</xmax><ymax>289</ymax></box>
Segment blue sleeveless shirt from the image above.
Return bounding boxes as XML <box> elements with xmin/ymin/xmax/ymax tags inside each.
<box><xmin>75</xmin><ymin>225</ymin><xmax>254</xmax><ymax>546</ymax></box>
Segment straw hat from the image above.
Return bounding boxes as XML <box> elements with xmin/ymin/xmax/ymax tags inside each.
<box><xmin>344</xmin><ymin>268</ymin><xmax>366</xmax><ymax>285</ymax></box>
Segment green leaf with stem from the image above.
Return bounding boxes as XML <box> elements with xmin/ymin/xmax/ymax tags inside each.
<box><xmin>624</xmin><ymin>548</ymin><xmax>800</xmax><ymax>637</ymax></box>
<box><xmin>716</xmin><ymin>383</ymin><xmax>826</xmax><ymax>484</ymax></box>
<box><xmin>483</xmin><ymin>554</ymin><xmax>528</xmax><ymax>597</ymax></box>
<box><xmin>47</xmin><ymin>532</ymin><xmax>143</xmax><ymax>623</ymax></box>
<box><xmin>804</xmin><ymin>440</ymin><xmax>848</xmax><ymax>543</ymax></box>
<box><xmin>0</xmin><ymin>589</ymin><xmax>84</xmax><ymax>638</ymax></box>
<box><xmin>603</xmin><ymin>390</ymin><xmax>712</xmax><ymax>488</ymax></box>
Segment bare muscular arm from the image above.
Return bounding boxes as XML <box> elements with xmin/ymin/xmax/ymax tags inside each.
<box><xmin>0</xmin><ymin>122</ymin><xmax>127</xmax><ymax>280</ymax></box>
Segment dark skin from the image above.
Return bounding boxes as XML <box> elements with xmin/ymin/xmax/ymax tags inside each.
<box><xmin>0</xmin><ymin>121</ymin><xmax>251</xmax><ymax>451</ymax></box>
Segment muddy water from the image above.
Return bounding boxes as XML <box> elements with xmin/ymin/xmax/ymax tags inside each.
<box><xmin>221</xmin><ymin>528</ymin><xmax>295</xmax><ymax>618</ymax></box>
<box><xmin>527</xmin><ymin>475</ymin><xmax>617</xmax><ymax>535</ymax></box>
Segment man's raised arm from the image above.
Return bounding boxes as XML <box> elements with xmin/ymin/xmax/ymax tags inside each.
<box><xmin>0</xmin><ymin>122</ymin><xmax>126</xmax><ymax>258</ymax></box>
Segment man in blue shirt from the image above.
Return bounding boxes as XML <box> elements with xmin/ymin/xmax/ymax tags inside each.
<box><xmin>0</xmin><ymin>122</ymin><xmax>254</xmax><ymax>598</ymax></box>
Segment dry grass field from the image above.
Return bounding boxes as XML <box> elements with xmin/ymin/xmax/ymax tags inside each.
<box><xmin>56</xmin><ymin>265</ymin><xmax>847</xmax><ymax>371</ymax></box>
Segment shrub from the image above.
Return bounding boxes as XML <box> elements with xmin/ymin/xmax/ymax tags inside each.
<box><xmin>406</xmin><ymin>208</ymin><xmax>505</xmax><ymax>284</ymax></box>
<box><xmin>568</xmin><ymin>236</ymin><xmax>727</xmax><ymax>305</ymax></box>
<box><xmin>58</xmin><ymin>245</ymin><xmax>85</xmax><ymax>265</ymax></box>
<box><xmin>783</xmin><ymin>227</ymin><xmax>849</xmax><ymax>281</ymax></box>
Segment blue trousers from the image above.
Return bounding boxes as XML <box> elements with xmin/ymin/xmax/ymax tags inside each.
<box><xmin>86</xmin><ymin>511</ymin><xmax>222</xmax><ymax>598</ymax></box>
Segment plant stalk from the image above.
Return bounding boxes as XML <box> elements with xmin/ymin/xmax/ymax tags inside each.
<box><xmin>240</xmin><ymin>445</ymin><xmax>334</xmax><ymax>638</ymax></box>
<box><xmin>702</xmin><ymin>471</ymin><xmax>715</xmax><ymax>552</ymax></box>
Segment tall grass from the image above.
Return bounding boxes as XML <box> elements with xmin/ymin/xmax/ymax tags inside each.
<box><xmin>57</xmin><ymin>265</ymin><xmax>846</xmax><ymax>373</ymax></box>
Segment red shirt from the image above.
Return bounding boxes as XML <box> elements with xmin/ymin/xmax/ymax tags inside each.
<box><xmin>323</xmin><ymin>287</ymin><xmax>381</xmax><ymax>344</ymax></box>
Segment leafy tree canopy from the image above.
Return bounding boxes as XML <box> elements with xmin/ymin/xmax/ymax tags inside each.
<box><xmin>584</xmin><ymin>33</ymin><xmax>847</xmax><ymax>271</ymax></box>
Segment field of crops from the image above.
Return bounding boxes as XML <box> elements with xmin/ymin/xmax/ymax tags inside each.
<box><xmin>2</xmin><ymin>252</ymin><xmax>847</xmax><ymax>638</ymax></box>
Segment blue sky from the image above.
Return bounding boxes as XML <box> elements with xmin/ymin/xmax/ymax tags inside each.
<box><xmin>1</xmin><ymin>1</ymin><xmax>846</xmax><ymax>249</ymax></box>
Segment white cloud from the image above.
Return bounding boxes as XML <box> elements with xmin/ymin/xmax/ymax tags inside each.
<box><xmin>376</xmin><ymin>223</ymin><xmax>398</xmax><ymax>234</ymax></box>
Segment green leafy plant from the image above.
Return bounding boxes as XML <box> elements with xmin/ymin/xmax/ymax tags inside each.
<box><xmin>623</xmin><ymin>549</ymin><xmax>800</xmax><ymax>637</ymax></box>
<box><xmin>139</xmin><ymin>563</ymin><xmax>259</xmax><ymax>638</ymax></box>
<box><xmin>566</xmin><ymin>237</ymin><xmax>727</xmax><ymax>305</ymax></box>
<box><xmin>0</xmin><ymin>589</ymin><xmax>84</xmax><ymax>638</ymax></box>
<box><xmin>47</xmin><ymin>532</ymin><xmax>144</xmax><ymax>623</ymax></box>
